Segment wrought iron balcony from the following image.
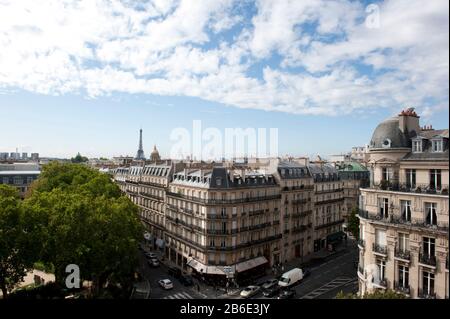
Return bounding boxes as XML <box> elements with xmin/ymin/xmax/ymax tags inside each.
<box><xmin>207</xmin><ymin>214</ymin><xmax>228</xmax><ymax>219</ymax></box>
<box><xmin>418</xmin><ymin>289</ymin><xmax>436</xmax><ymax>299</ymax></box>
<box><xmin>372</xmin><ymin>243</ymin><xmax>387</xmax><ymax>255</ymax></box>
<box><xmin>207</xmin><ymin>229</ymin><xmax>230</xmax><ymax>235</ymax></box>
<box><xmin>139</xmin><ymin>191</ymin><xmax>164</xmax><ymax>201</ymax></box>
<box><xmin>249</xmin><ymin>209</ymin><xmax>265</xmax><ymax>216</ymax></box>
<box><xmin>292</xmin><ymin>198</ymin><xmax>310</xmax><ymax>205</ymax></box>
<box><xmin>358</xmin><ymin>210</ymin><xmax>449</xmax><ymax>234</ymax></box>
<box><xmin>291</xmin><ymin>210</ymin><xmax>312</xmax><ymax>218</ymax></box>
<box><xmin>315</xmin><ymin>219</ymin><xmax>345</xmax><ymax>230</ymax></box>
<box><xmin>167</xmin><ymin>191</ymin><xmax>281</xmax><ymax>204</ymax></box>
<box><xmin>291</xmin><ymin>225</ymin><xmax>308</xmax><ymax>234</ymax></box>
<box><xmin>394</xmin><ymin>282</ymin><xmax>410</xmax><ymax>295</ymax></box>
<box><xmin>419</xmin><ymin>253</ymin><xmax>436</xmax><ymax>267</ymax></box>
<box><xmin>394</xmin><ymin>247</ymin><xmax>411</xmax><ymax>261</ymax></box>
<box><xmin>368</xmin><ymin>182</ymin><xmax>449</xmax><ymax>195</ymax></box>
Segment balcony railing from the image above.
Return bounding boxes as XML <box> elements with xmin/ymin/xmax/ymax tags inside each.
<box><xmin>394</xmin><ymin>282</ymin><xmax>410</xmax><ymax>295</ymax></box>
<box><xmin>394</xmin><ymin>247</ymin><xmax>411</xmax><ymax>261</ymax></box>
<box><xmin>291</xmin><ymin>225</ymin><xmax>308</xmax><ymax>234</ymax></box>
<box><xmin>316</xmin><ymin>197</ymin><xmax>343</xmax><ymax>205</ymax></box>
<box><xmin>282</xmin><ymin>185</ymin><xmax>314</xmax><ymax>192</ymax></box>
<box><xmin>207</xmin><ymin>214</ymin><xmax>228</xmax><ymax>219</ymax></box>
<box><xmin>418</xmin><ymin>289</ymin><xmax>436</xmax><ymax>299</ymax></box>
<box><xmin>358</xmin><ymin>210</ymin><xmax>449</xmax><ymax>234</ymax></box>
<box><xmin>248</xmin><ymin>222</ymin><xmax>272</xmax><ymax>231</ymax></box>
<box><xmin>419</xmin><ymin>253</ymin><xmax>436</xmax><ymax>267</ymax></box>
<box><xmin>207</xmin><ymin>229</ymin><xmax>230</xmax><ymax>235</ymax></box>
<box><xmin>166</xmin><ymin>192</ymin><xmax>281</xmax><ymax>204</ymax></box>
<box><xmin>368</xmin><ymin>182</ymin><xmax>449</xmax><ymax>196</ymax></box>
<box><xmin>315</xmin><ymin>219</ymin><xmax>345</xmax><ymax>230</ymax></box>
<box><xmin>316</xmin><ymin>188</ymin><xmax>343</xmax><ymax>194</ymax></box>
<box><xmin>372</xmin><ymin>243</ymin><xmax>387</xmax><ymax>255</ymax></box>
<box><xmin>291</xmin><ymin>210</ymin><xmax>312</xmax><ymax>218</ymax></box>
<box><xmin>139</xmin><ymin>191</ymin><xmax>164</xmax><ymax>201</ymax></box>
<box><xmin>249</xmin><ymin>209</ymin><xmax>265</xmax><ymax>216</ymax></box>
<box><xmin>292</xmin><ymin>198</ymin><xmax>310</xmax><ymax>205</ymax></box>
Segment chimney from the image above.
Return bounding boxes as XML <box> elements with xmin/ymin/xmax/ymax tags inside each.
<box><xmin>398</xmin><ymin>107</ymin><xmax>420</xmax><ymax>134</ymax></box>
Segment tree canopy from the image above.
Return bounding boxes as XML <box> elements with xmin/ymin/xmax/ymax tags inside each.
<box><xmin>347</xmin><ymin>206</ymin><xmax>360</xmax><ymax>240</ymax></box>
<box><xmin>0</xmin><ymin>185</ymin><xmax>37</xmax><ymax>298</ymax></box>
<box><xmin>22</xmin><ymin>162</ymin><xmax>143</xmax><ymax>297</ymax></box>
<box><xmin>71</xmin><ymin>152</ymin><xmax>88</xmax><ymax>163</ymax></box>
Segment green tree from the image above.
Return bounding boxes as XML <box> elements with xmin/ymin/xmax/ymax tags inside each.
<box><xmin>24</xmin><ymin>163</ymin><xmax>143</xmax><ymax>297</ymax></box>
<box><xmin>71</xmin><ymin>152</ymin><xmax>88</xmax><ymax>163</ymax></box>
<box><xmin>347</xmin><ymin>207</ymin><xmax>360</xmax><ymax>240</ymax></box>
<box><xmin>336</xmin><ymin>289</ymin><xmax>407</xmax><ymax>299</ymax></box>
<box><xmin>0</xmin><ymin>185</ymin><xmax>37</xmax><ymax>298</ymax></box>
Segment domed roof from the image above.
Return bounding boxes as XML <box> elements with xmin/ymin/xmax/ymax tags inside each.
<box><xmin>369</xmin><ymin>117</ymin><xmax>411</xmax><ymax>149</ymax></box>
<box><xmin>151</xmin><ymin>145</ymin><xmax>159</xmax><ymax>155</ymax></box>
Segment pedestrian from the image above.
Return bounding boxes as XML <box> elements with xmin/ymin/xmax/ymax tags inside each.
<box><xmin>197</xmin><ymin>283</ymin><xmax>200</xmax><ymax>292</ymax></box>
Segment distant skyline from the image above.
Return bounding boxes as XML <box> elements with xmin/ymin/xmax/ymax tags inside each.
<box><xmin>0</xmin><ymin>0</ymin><xmax>448</xmax><ymax>158</ymax></box>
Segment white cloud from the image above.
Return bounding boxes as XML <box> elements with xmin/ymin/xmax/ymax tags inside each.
<box><xmin>0</xmin><ymin>0</ymin><xmax>448</xmax><ymax>118</ymax></box>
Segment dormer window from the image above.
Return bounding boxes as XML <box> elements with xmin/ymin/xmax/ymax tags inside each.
<box><xmin>216</xmin><ymin>178</ymin><xmax>222</xmax><ymax>186</ymax></box>
<box><xmin>431</xmin><ymin>139</ymin><xmax>443</xmax><ymax>152</ymax></box>
<box><xmin>412</xmin><ymin>140</ymin><xmax>422</xmax><ymax>153</ymax></box>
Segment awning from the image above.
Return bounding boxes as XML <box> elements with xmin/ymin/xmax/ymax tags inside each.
<box><xmin>186</xmin><ymin>259</ymin><xmax>226</xmax><ymax>275</ymax></box>
<box><xmin>327</xmin><ymin>231</ymin><xmax>346</xmax><ymax>243</ymax></box>
<box><xmin>235</xmin><ymin>256</ymin><xmax>268</xmax><ymax>273</ymax></box>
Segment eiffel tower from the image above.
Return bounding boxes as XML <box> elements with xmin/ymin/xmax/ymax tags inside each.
<box><xmin>135</xmin><ymin>128</ymin><xmax>145</xmax><ymax>160</ymax></box>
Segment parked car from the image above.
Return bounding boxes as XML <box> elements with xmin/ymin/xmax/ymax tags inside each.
<box><xmin>148</xmin><ymin>258</ymin><xmax>160</xmax><ymax>267</ymax></box>
<box><xmin>262</xmin><ymin>285</ymin><xmax>281</xmax><ymax>298</ymax></box>
<box><xmin>277</xmin><ymin>289</ymin><xmax>296</xmax><ymax>299</ymax></box>
<box><xmin>261</xmin><ymin>278</ymin><xmax>279</xmax><ymax>290</ymax></box>
<box><xmin>179</xmin><ymin>274</ymin><xmax>194</xmax><ymax>286</ymax></box>
<box><xmin>240</xmin><ymin>285</ymin><xmax>261</xmax><ymax>298</ymax></box>
<box><xmin>158</xmin><ymin>279</ymin><xmax>174</xmax><ymax>290</ymax></box>
<box><xmin>278</xmin><ymin>268</ymin><xmax>304</xmax><ymax>287</ymax></box>
<box><xmin>168</xmin><ymin>266</ymin><xmax>183</xmax><ymax>279</ymax></box>
<box><xmin>145</xmin><ymin>252</ymin><xmax>157</xmax><ymax>259</ymax></box>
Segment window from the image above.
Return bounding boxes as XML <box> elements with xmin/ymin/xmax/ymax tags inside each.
<box><xmin>422</xmin><ymin>237</ymin><xmax>435</xmax><ymax>257</ymax></box>
<box><xmin>382</xmin><ymin>167</ymin><xmax>390</xmax><ymax>181</ymax></box>
<box><xmin>398</xmin><ymin>233</ymin><xmax>409</xmax><ymax>252</ymax></box>
<box><xmin>422</xmin><ymin>271</ymin><xmax>435</xmax><ymax>295</ymax></box>
<box><xmin>412</xmin><ymin>140</ymin><xmax>422</xmax><ymax>152</ymax></box>
<box><xmin>398</xmin><ymin>265</ymin><xmax>409</xmax><ymax>288</ymax></box>
<box><xmin>375</xmin><ymin>229</ymin><xmax>386</xmax><ymax>247</ymax></box>
<box><xmin>431</xmin><ymin>139</ymin><xmax>443</xmax><ymax>152</ymax></box>
<box><xmin>400</xmin><ymin>200</ymin><xmax>411</xmax><ymax>222</ymax></box>
<box><xmin>429</xmin><ymin>169</ymin><xmax>441</xmax><ymax>190</ymax></box>
<box><xmin>405</xmin><ymin>169</ymin><xmax>416</xmax><ymax>188</ymax></box>
<box><xmin>377</xmin><ymin>259</ymin><xmax>386</xmax><ymax>281</ymax></box>
<box><xmin>425</xmin><ymin>202</ymin><xmax>437</xmax><ymax>226</ymax></box>
<box><xmin>379</xmin><ymin>198</ymin><xmax>389</xmax><ymax>219</ymax></box>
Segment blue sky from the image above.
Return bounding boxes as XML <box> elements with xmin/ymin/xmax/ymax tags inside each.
<box><xmin>0</xmin><ymin>0</ymin><xmax>448</xmax><ymax>158</ymax></box>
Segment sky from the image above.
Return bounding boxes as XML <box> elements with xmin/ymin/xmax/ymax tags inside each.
<box><xmin>0</xmin><ymin>0</ymin><xmax>448</xmax><ymax>159</ymax></box>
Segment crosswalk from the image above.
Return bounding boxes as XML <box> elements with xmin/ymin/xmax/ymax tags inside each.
<box><xmin>163</xmin><ymin>291</ymin><xmax>194</xmax><ymax>299</ymax></box>
<box><xmin>300</xmin><ymin>277</ymin><xmax>355</xmax><ymax>299</ymax></box>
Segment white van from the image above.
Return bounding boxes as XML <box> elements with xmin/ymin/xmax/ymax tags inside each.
<box><xmin>278</xmin><ymin>268</ymin><xmax>303</xmax><ymax>287</ymax></box>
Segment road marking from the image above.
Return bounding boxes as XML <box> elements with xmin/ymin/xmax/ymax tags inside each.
<box><xmin>300</xmin><ymin>277</ymin><xmax>353</xmax><ymax>299</ymax></box>
<box><xmin>164</xmin><ymin>291</ymin><xmax>194</xmax><ymax>299</ymax></box>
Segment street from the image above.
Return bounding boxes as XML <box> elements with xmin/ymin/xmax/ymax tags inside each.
<box><xmin>136</xmin><ymin>240</ymin><xmax>359</xmax><ymax>299</ymax></box>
